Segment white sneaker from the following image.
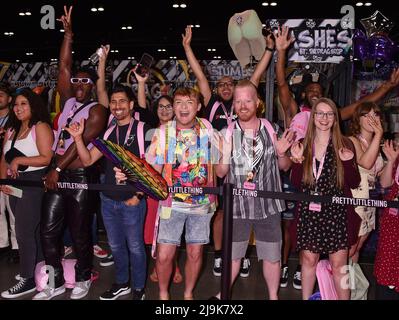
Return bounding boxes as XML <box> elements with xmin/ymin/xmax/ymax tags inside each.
<box><xmin>32</xmin><ymin>285</ymin><xmax>66</xmax><ymax>300</ymax></box>
<box><xmin>70</xmin><ymin>280</ymin><xmax>92</xmax><ymax>300</ymax></box>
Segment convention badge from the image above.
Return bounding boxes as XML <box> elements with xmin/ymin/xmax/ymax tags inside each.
<box><xmin>244</xmin><ymin>171</ymin><xmax>256</xmax><ymax>190</ymax></box>
<box><xmin>243</xmin><ymin>181</ymin><xmax>256</xmax><ymax>190</ymax></box>
<box><xmin>309</xmin><ymin>202</ymin><xmax>322</xmax><ymax>212</ymax></box>
<box><xmin>160</xmin><ymin>207</ymin><xmax>172</xmax><ymax>220</ymax></box>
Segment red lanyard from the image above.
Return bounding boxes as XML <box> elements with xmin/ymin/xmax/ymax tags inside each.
<box><xmin>116</xmin><ymin>118</ymin><xmax>134</xmax><ymax>146</ymax></box>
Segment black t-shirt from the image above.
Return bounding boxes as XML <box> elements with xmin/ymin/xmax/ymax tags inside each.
<box><xmin>101</xmin><ymin>121</ymin><xmax>152</xmax><ymax>201</ymax></box>
<box><xmin>134</xmin><ymin>105</ymin><xmax>158</xmax><ymax>128</ymax></box>
<box><xmin>203</xmin><ymin>94</ymin><xmax>236</xmax><ymax>131</ymax></box>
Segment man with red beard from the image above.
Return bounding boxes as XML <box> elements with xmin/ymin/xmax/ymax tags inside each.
<box><xmin>214</xmin><ymin>79</ymin><xmax>294</xmax><ymax>300</ymax></box>
<box><xmin>34</xmin><ymin>6</ymin><xmax>107</xmax><ymax>300</ymax></box>
<box><xmin>182</xmin><ymin>25</ymin><xmax>275</xmax><ymax>278</ymax></box>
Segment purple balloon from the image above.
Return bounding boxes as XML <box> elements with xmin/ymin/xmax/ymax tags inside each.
<box><xmin>353</xmin><ymin>29</ymin><xmax>368</xmax><ymax>60</ymax></box>
<box><xmin>369</xmin><ymin>34</ymin><xmax>395</xmax><ymax>68</ymax></box>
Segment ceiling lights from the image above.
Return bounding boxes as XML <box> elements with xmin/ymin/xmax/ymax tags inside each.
<box><xmin>25</xmin><ymin>52</ymin><xmax>33</xmax><ymax>56</ymax></box>
<box><xmin>213</xmin><ymin>56</ymin><xmax>222</xmax><ymax>59</ymax></box>
<box><xmin>356</xmin><ymin>2</ymin><xmax>372</xmax><ymax>6</ymax></box>
<box><xmin>110</xmin><ymin>49</ymin><xmax>119</xmax><ymax>53</ymax></box>
<box><xmin>262</xmin><ymin>2</ymin><xmax>277</xmax><ymax>6</ymax></box>
<box><xmin>207</xmin><ymin>48</ymin><xmax>216</xmax><ymax>52</ymax></box>
<box><xmin>121</xmin><ymin>26</ymin><xmax>133</xmax><ymax>30</ymax></box>
<box><xmin>172</xmin><ymin>2</ymin><xmax>187</xmax><ymax>8</ymax></box>
<box><xmin>4</xmin><ymin>32</ymin><xmax>15</xmax><ymax>36</ymax></box>
<box><xmin>19</xmin><ymin>10</ymin><xmax>31</xmax><ymax>16</ymax></box>
<box><xmin>169</xmin><ymin>56</ymin><xmax>177</xmax><ymax>59</ymax></box>
<box><xmin>157</xmin><ymin>48</ymin><xmax>167</xmax><ymax>52</ymax></box>
<box><xmin>189</xmin><ymin>24</ymin><xmax>200</xmax><ymax>28</ymax></box>
<box><xmin>91</xmin><ymin>6</ymin><xmax>105</xmax><ymax>12</ymax></box>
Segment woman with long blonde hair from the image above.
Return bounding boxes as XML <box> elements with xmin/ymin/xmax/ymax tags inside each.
<box><xmin>290</xmin><ymin>98</ymin><xmax>361</xmax><ymax>300</ymax></box>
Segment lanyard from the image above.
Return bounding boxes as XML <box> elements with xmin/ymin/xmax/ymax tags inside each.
<box><xmin>238</xmin><ymin>120</ymin><xmax>262</xmax><ymax>178</ymax></box>
<box><xmin>312</xmin><ymin>145</ymin><xmax>327</xmax><ymax>187</ymax></box>
<box><xmin>116</xmin><ymin>118</ymin><xmax>134</xmax><ymax>147</ymax></box>
<box><xmin>0</xmin><ymin>114</ymin><xmax>8</xmax><ymax>128</ymax></box>
<box><xmin>220</xmin><ymin>103</ymin><xmax>234</xmax><ymax>126</ymax></box>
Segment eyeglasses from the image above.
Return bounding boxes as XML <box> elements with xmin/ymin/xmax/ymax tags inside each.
<box><xmin>70</xmin><ymin>78</ymin><xmax>93</xmax><ymax>84</ymax></box>
<box><xmin>315</xmin><ymin>111</ymin><xmax>335</xmax><ymax>119</ymax></box>
<box><xmin>216</xmin><ymin>81</ymin><xmax>234</xmax><ymax>89</ymax></box>
<box><xmin>158</xmin><ymin>104</ymin><xmax>173</xmax><ymax>111</ymax></box>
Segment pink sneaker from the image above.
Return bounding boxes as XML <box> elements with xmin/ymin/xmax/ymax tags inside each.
<box><xmin>93</xmin><ymin>244</ymin><xmax>108</xmax><ymax>258</ymax></box>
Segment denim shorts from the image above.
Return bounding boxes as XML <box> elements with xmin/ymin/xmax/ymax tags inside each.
<box><xmin>157</xmin><ymin>210</ymin><xmax>213</xmax><ymax>245</ymax></box>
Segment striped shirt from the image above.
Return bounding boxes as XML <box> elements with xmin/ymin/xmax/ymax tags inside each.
<box><xmin>226</xmin><ymin>120</ymin><xmax>286</xmax><ymax>219</ymax></box>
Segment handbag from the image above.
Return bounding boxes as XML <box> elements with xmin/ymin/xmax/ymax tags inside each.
<box><xmin>316</xmin><ymin>259</ymin><xmax>338</xmax><ymax>300</ymax></box>
<box><xmin>349</xmin><ymin>258</ymin><xmax>369</xmax><ymax>300</ymax></box>
<box><xmin>4</xmin><ymin>128</ymin><xmax>29</xmax><ymax>171</ymax></box>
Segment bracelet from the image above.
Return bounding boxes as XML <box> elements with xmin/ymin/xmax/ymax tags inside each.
<box><xmin>290</xmin><ymin>156</ymin><xmax>305</xmax><ymax>164</ymax></box>
<box><xmin>265</xmin><ymin>47</ymin><xmax>274</xmax><ymax>52</ymax></box>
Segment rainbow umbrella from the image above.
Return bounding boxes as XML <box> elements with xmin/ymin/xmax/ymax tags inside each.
<box><xmin>92</xmin><ymin>139</ymin><xmax>168</xmax><ymax>200</ymax></box>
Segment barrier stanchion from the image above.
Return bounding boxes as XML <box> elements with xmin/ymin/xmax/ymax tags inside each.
<box><xmin>221</xmin><ymin>182</ymin><xmax>233</xmax><ymax>300</ymax></box>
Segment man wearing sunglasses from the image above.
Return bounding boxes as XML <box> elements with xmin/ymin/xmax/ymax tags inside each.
<box><xmin>34</xmin><ymin>6</ymin><xmax>107</xmax><ymax>300</ymax></box>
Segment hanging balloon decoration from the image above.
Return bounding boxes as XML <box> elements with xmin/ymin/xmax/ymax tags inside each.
<box><xmin>353</xmin><ymin>11</ymin><xmax>398</xmax><ymax>80</ymax></box>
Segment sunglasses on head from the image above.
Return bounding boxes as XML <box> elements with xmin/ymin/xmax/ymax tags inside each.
<box><xmin>70</xmin><ymin>78</ymin><xmax>93</xmax><ymax>84</ymax></box>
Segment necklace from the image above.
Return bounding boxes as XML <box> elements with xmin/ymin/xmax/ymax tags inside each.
<box><xmin>16</xmin><ymin>126</ymin><xmax>30</xmax><ymax>140</ymax></box>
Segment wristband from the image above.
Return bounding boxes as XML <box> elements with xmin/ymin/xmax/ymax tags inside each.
<box><xmin>265</xmin><ymin>47</ymin><xmax>274</xmax><ymax>52</ymax></box>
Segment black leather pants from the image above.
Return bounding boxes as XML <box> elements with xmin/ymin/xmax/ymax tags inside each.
<box><xmin>40</xmin><ymin>168</ymin><xmax>93</xmax><ymax>284</ymax></box>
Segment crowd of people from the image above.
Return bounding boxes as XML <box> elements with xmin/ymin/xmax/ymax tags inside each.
<box><xmin>0</xmin><ymin>6</ymin><xmax>399</xmax><ymax>300</ymax></box>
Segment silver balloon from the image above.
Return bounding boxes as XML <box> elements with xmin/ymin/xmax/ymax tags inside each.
<box><xmin>360</xmin><ymin>10</ymin><xmax>394</xmax><ymax>38</ymax></box>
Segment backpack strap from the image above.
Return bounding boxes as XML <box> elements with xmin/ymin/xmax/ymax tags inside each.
<box><xmin>209</xmin><ymin>101</ymin><xmax>221</xmax><ymax>123</ymax></box>
<box><xmin>260</xmin><ymin>118</ymin><xmax>276</xmax><ymax>147</ymax></box>
<box><xmin>134</xmin><ymin>111</ymin><xmax>140</xmax><ymax>121</ymax></box>
<box><xmin>107</xmin><ymin>114</ymin><xmax>115</xmax><ymax>127</ymax></box>
<box><xmin>137</xmin><ymin>121</ymin><xmax>145</xmax><ymax>159</ymax></box>
<box><xmin>103</xmin><ymin>123</ymin><xmax>116</xmax><ymax>140</ymax></box>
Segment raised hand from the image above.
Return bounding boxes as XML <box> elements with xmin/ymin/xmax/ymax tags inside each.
<box><xmin>182</xmin><ymin>25</ymin><xmax>192</xmax><ymax>49</ymax></box>
<box><xmin>133</xmin><ymin>65</ymin><xmax>149</xmax><ymax>83</ymax></box>
<box><xmin>98</xmin><ymin>44</ymin><xmax>110</xmax><ymax>64</ymax></box>
<box><xmin>64</xmin><ymin>118</ymin><xmax>85</xmax><ymax>140</ymax></box>
<box><xmin>387</xmin><ymin>68</ymin><xmax>399</xmax><ymax>89</ymax></box>
<box><xmin>367</xmin><ymin>113</ymin><xmax>383</xmax><ymax>137</ymax></box>
<box><xmin>264</xmin><ymin>30</ymin><xmax>275</xmax><ymax>49</ymax></box>
<box><xmin>275</xmin><ymin>26</ymin><xmax>295</xmax><ymax>52</ymax></box>
<box><xmin>57</xmin><ymin>6</ymin><xmax>73</xmax><ymax>35</ymax></box>
<box><xmin>275</xmin><ymin>129</ymin><xmax>295</xmax><ymax>156</ymax></box>
<box><xmin>290</xmin><ymin>141</ymin><xmax>304</xmax><ymax>159</ymax></box>
<box><xmin>339</xmin><ymin>147</ymin><xmax>354</xmax><ymax>161</ymax></box>
<box><xmin>383</xmin><ymin>140</ymin><xmax>399</xmax><ymax>163</ymax></box>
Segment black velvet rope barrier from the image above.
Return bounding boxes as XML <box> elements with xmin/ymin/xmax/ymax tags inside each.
<box><xmin>1</xmin><ymin>178</ymin><xmax>396</xmax><ymax>300</ymax></box>
<box><xmin>1</xmin><ymin>179</ymin><xmax>395</xmax><ymax>208</ymax></box>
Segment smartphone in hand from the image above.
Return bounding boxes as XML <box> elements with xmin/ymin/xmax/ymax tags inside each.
<box><xmin>135</xmin><ymin>53</ymin><xmax>154</xmax><ymax>77</ymax></box>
